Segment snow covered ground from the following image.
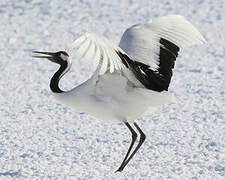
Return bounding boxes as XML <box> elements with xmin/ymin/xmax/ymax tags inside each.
<box><xmin>0</xmin><ymin>0</ymin><xmax>224</xmax><ymax>179</ymax></box>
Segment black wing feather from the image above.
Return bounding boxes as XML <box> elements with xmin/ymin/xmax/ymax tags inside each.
<box><xmin>117</xmin><ymin>38</ymin><xmax>180</xmax><ymax>92</ymax></box>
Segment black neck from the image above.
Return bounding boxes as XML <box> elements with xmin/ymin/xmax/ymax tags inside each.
<box><xmin>50</xmin><ymin>63</ymin><xmax>68</xmax><ymax>93</ymax></box>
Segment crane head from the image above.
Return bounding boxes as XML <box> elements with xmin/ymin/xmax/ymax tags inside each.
<box><xmin>32</xmin><ymin>51</ymin><xmax>70</xmax><ymax>65</ymax></box>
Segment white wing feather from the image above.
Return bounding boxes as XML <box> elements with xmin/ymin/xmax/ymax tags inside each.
<box><xmin>119</xmin><ymin>15</ymin><xmax>206</xmax><ymax>70</ymax></box>
<box><xmin>71</xmin><ymin>32</ymin><xmax>126</xmax><ymax>75</ymax></box>
<box><xmin>84</xmin><ymin>40</ymin><xmax>95</xmax><ymax>60</ymax></box>
<box><xmin>71</xmin><ymin>15</ymin><xmax>206</xmax><ymax>76</ymax></box>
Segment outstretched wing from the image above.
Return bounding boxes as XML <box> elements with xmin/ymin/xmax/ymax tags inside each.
<box><xmin>119</xmin><ymin>15</ymin><xmax>206</xmax><ymax>70</ymax></box>
<box><xmin>71</xmin><ymin>15</ymin><xmax>206</xmax><ymax>91</ymax></box>
<box><xmin>71</xmin><ymin>32</ymin><xmax>127</xmax><ymax>75</ymax></box>
<box><xmin>119</xmin><ymin>14</ymin><xmax>206</xmax><ymax>91</ymax></box>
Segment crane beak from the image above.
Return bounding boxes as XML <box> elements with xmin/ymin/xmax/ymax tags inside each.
<box><xmin>32</xmin><ymin>51</ymin><xmax>57</xmax><ymax>63</ymax></box>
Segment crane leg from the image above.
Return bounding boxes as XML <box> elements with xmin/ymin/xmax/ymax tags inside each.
<box><xmin>116</xmin><ymin>122</ymin><xmax>146</xmax><ymax>172</ymax></box>
<box><xmin>116</xmin><ymin>122</ymin><xmax>137</xmax><ymax>172</ymax></box>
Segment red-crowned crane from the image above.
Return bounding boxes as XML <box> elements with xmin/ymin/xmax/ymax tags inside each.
<box><xmin>32</xmin><ymin>15</ymin><xmax>206</xmax><ymax>172</ymax></box>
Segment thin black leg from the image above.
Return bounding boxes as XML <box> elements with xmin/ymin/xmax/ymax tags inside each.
<box><xmin>118</xmin><ymin>122</ymin><xmax>146</xmax><ymax>172</ymax></box>
<box><xmin>115</xmin><ymin>122</ymin><xmax>137</xmax><ymax>172</ymax></box>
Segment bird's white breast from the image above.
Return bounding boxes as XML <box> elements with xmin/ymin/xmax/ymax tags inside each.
<box><xmin>54</xmin><ymin>73</ymin><xmax>175</xmax><ymax>122</ymax></box>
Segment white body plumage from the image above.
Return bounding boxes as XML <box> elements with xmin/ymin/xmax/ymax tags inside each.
<box><xmin>54</xmin><ymin>73</ymin><xmax>175</xmax><ymax>122</ymax></box>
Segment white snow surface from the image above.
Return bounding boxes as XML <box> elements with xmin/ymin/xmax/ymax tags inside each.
<box><xmin>0</xmin><ymin>0</ymin><xmax>225</xmax><ymax>179</ymax></box>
